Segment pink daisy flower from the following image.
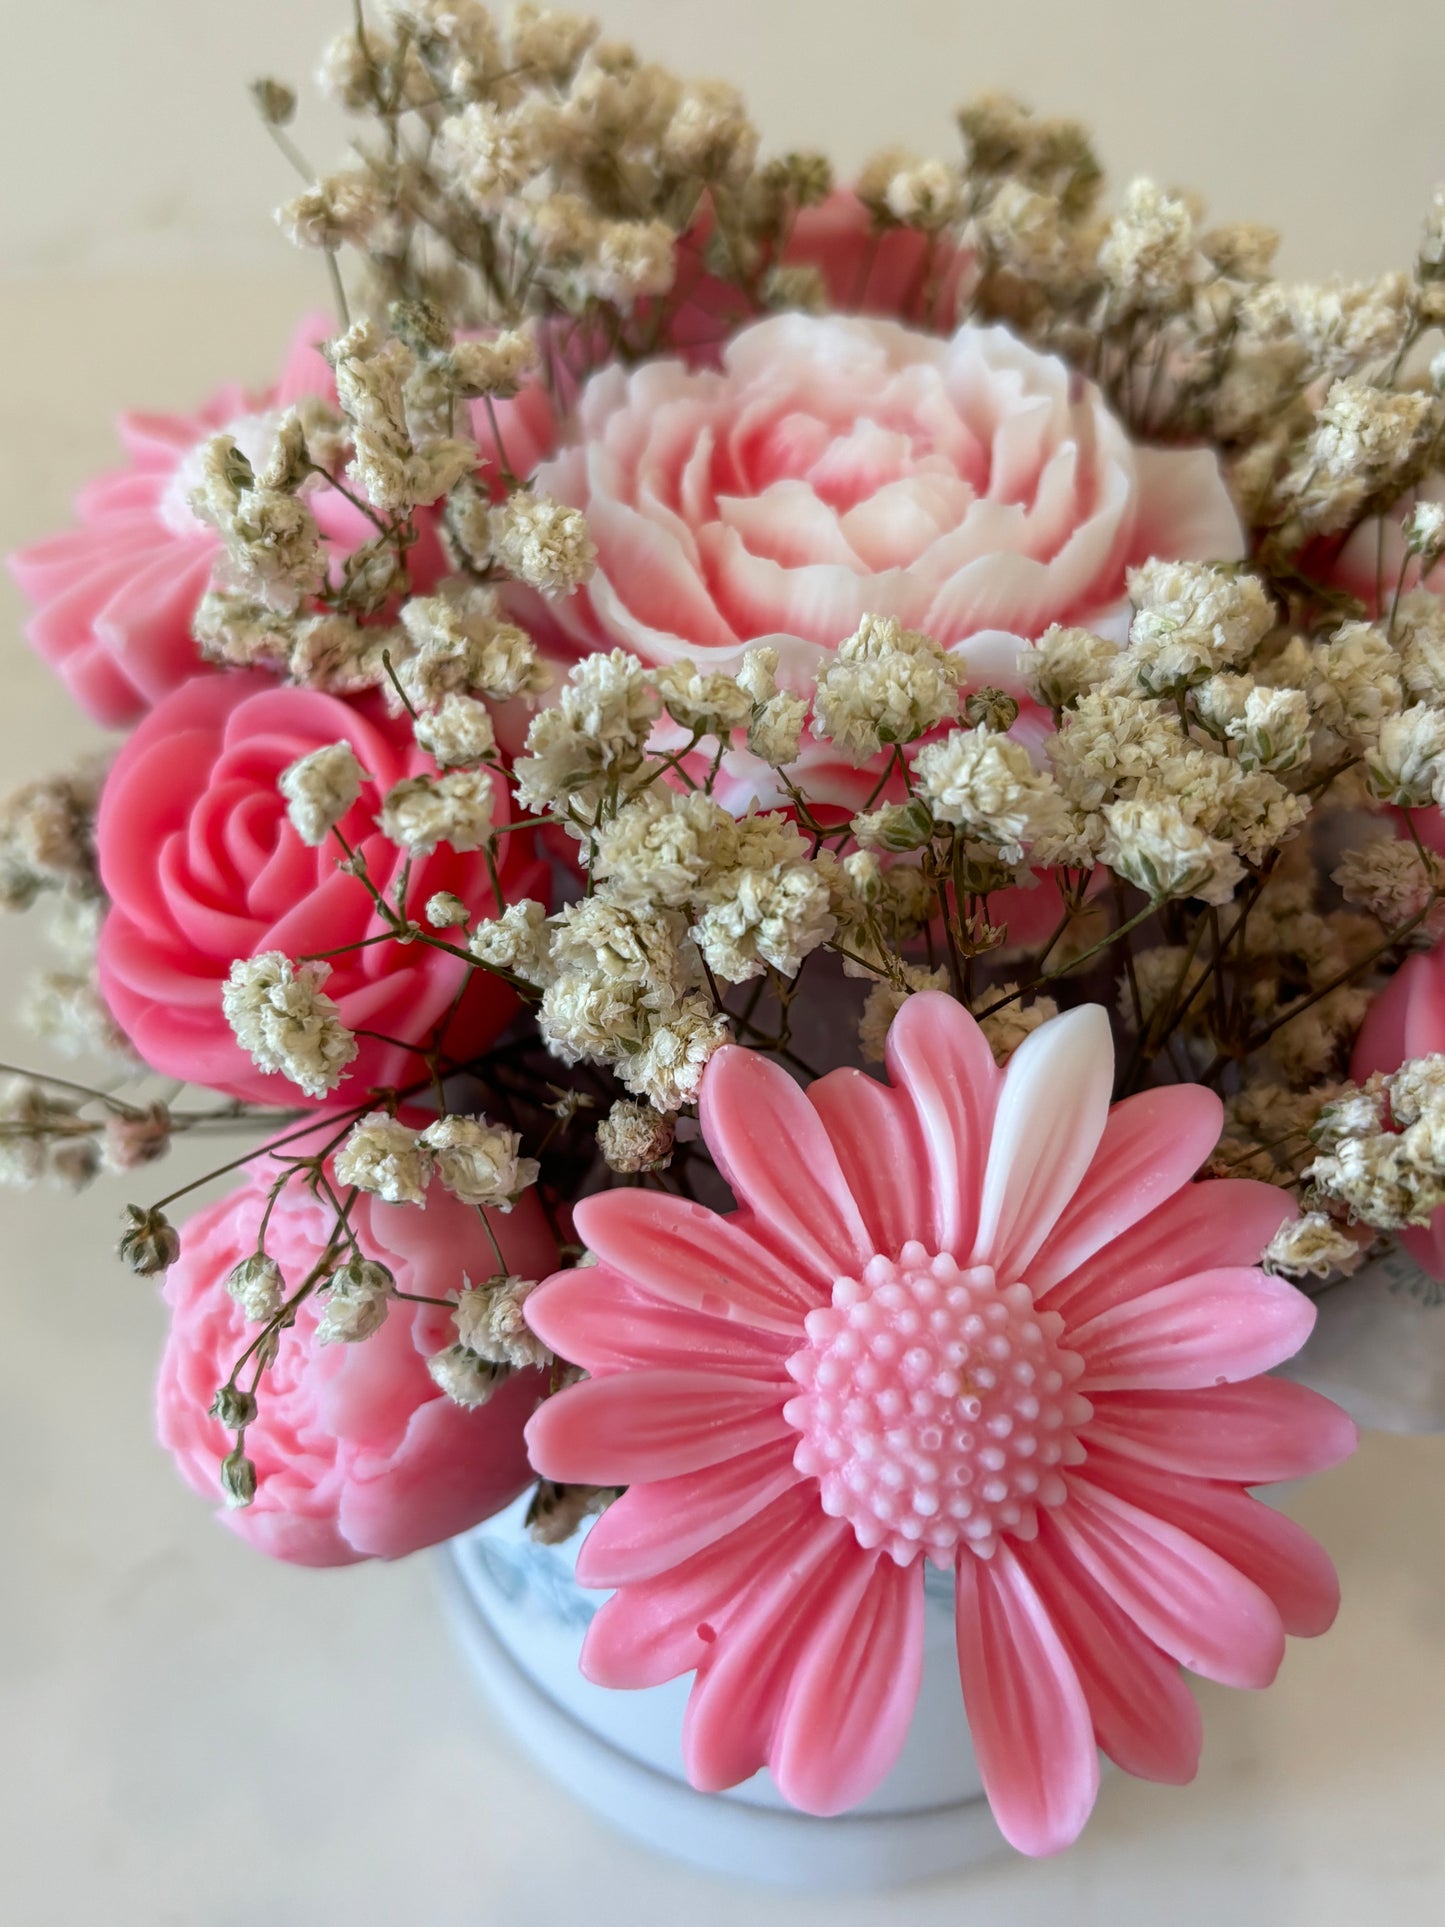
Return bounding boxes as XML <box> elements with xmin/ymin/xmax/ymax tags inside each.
<box><xmin>524</xmin><ymin>992</ymin><xmax>1357</xmax><ymax>1856</ymax></box>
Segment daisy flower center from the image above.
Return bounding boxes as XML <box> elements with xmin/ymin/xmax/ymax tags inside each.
<box><xmin>783</xmin><ymin>1240</ymin><xmax>1091</xmax><ymax>1567</ymax></box>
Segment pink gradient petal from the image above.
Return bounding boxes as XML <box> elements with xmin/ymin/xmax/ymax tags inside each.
<box><xmin>523</xmin><ymin>1264</ymin><xmax>795</xmax><ymax>1378</ymax></box>
<box><xmin>699</xmin><ymin>1045</ymin><xmax>872</xmax><ymax>1278</ymax></box>
<box><xmin>1072</xmin><ymin>1267</ymin><xmax>1316</xmax><ymax>1392</ymax></box>
<box><xmin>1053</xmin><ymin>1477</ymin><xmax>1286</xmax><ymax>1689</ymax></box>
<box><xmin>884</xmin><ymin>990</ymin><xmax>1001</xmax><ymax>1256</ymax></box>
<box><xmin>973</xmin><ymin>1004</ymin><xmax>1115</xmax><ymax>1278</ymax></box>
<box><xmin>524</xmin><ymin>1366</ymin><xmax>791</xmax><ymax>1485</ymax></box>
<box><xmin>769</xmin><ymin>1552</ymin><xmax>925</xmax><ymax>1816</ymax></box>
<box><xmin>1086</xmin><ymin>1451</ymin><xmax>1342</xmax><ymax>1638</ymax></box>
<box><xmin>575</xmin><ymin>1437</ymin><xmax>805</xmax><ymax>1587</ymax></box>
<box><xmin>1086</xmin><ymin>1380</ymin><xmax>1359</xmax><ymax>1484</ymax></box>
<box><xmin>1038</xmin><ymin>1178</ymin><xmax>1295</xmax><ymax>1324</ymax></box>
<box><xmin>1025</xmin><ymin>1519</ymin><xmax>1203</xmax><ymax>1784</ymax></box>
<box><xmin>1028</xmin><ymin>1086</ymin><xmax>1225</xmax><ymax>1292</ymax></box>
<box><xmin>571</xmin><ymin>1189</ymin><xmax>823</xmax><ymax>1333</ymax></box>
<box><xmin>954</xmin><ymin>1545</ymin><xmax>1100</xmax><ymax>1856</ymax></box>
<box><xmin>805</xmin><ymin>1064</ymin><xmax>933</xmax><ymax>1257</ymax></box>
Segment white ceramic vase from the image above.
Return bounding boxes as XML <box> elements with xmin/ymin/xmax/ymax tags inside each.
<box><xmin>439</xmin><ymin>1491</ymin><xmax>1003</xmax><ymax>1891</ymax></box>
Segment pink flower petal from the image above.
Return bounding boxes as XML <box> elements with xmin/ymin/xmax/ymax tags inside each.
<box><xmin>954</xmin><ymin>1545</ymin><xmax>1100</xmax><ymax>1856</ymax></box>
<box><xmin>572</xmin><ymin>1188</ymin><xmax>821</xmax><ymax>1334</ymax></box>
<box><xmin>1028</xmin><ymin>1086</ymin><xmax>1225</xmax><ymax>1292</ymax></box>
<box><xmin>1086</xmin><ymin>1451</ymin><xmax>1342</xmax><ymax>1638</ymax></box>
<box><xmin>1024</xmin><ymin>1519</ymin><xmax>1202</xmax><ymax>1784</ymax></box>
<box><xmin>1037</xmin><ymin>1178</ymin><xmax>1295</xmax><ymax>1324</ymax></box>
<box><xmin>575</xmin><ymin>1437</ymin><xmax>805</xmax><ymax>1587</ymax></box>
<box><xmin>524</xmin><ymin>1264</ymin><xmax>795</xmax><ymax>1378</ymax></box>
<box><xmin>805</xmin><ymin>1064</ymin><xmax>932</xmax><ymax>1258</ymax></box>
<box><xmin>884</xmin><ymin>990</ymin><xmax>1001</xmax><ymax>1257</ymax></box>
<box><xmin>680</xmin><ymin>1515</ymin><xmax>871</xmax><ymax>1797</ymax></box>
<box><xmin>581</xmin><ymin>1483</ymin><xmax>823</xmax><ymax>1688</ymax></box>
<box><xmin>524</xmin><ymin>1367</ymin><xmax>791</xmax><ymax>1485</ymax></box>
<box><xmin>1085</xmin><ymin>1379</ymin><xmax>1358</xmax><ymax>1484</ymax></box>
<box><xmin>1072</xmin><ymin>1267</ymin><xmax>1316</xmax><ymax>1392</ymax></box>
<box><xmin>973</xmin><ymin>1003</ymin><xmax>1115</xmax><ymax>1279</ymax></box>
<box><xmin>1052</xmin><ymin>1476</ymin><xmax>1286</xmax><ymax>1688</ymax></box>
<box><xmin>769</xmin><ymin>1551</ymin><xmax>925</xmax><ymax>1815</ymax></box>
<box><xmin>699</xmin><ymin>1045</ymin><xmax>872</xmax><ymax>1279</ymax></box>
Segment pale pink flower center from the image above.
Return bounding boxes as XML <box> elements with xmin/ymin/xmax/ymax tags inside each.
<box><xmin>783</xmin><ymin>1242</ymin><xmax>1090</xmax><ymax>1567</ymax></box>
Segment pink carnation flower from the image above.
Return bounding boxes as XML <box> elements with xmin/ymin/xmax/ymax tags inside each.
<box><xmin>96</xmin><ymin>673</ymin><xmax>546</xmax><ymax>1104</ymax></box>
<box><xmin>525</xmin><ymin>992</ymin><xmax>1355</xmax><ymax>1855</ymax></box>
<box><xmin>159</xmin><ymin>1128</ymin><xmax>556</xmax><ymax>1565</ymax></box>
<box><xmin>512</xmin><ymin>312</ymin><xmax>1243</xmax><ymax>808</ymax></box>
<box><xmin>1351</xmin><ymin>942</ymin><xmax>1445</xmax><ymax>1277</ymax></box>
<box><xmin>9</xmin><ymin>313</ymin><xmax>556</xmax><ymax>728</ymax></box>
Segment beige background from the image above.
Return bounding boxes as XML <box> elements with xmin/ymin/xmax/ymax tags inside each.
<box><xmin>4</xmin><ymin>3</ymin><xmax>1445</xmax><ymax>1923</ymax></box>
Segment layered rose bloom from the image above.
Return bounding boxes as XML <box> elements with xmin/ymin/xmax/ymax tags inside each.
<box><xmin>525</xmin><ymin>993</ymin><xmax>1355</xmax><ymax>1854</ymax></box>
<box><xmin>96</xmin><ymin>673</ymin><xmax>546</xmax><ymax>1104</ymax></box>
<box><xmin>8</xmin><ymin>313</ymin><xmax>555</xmax><ymax>728</ymax></box>
<box><xmin>159</xmin><ymin>1128</ymin><xmax>556</xmax><ymax>1565</ymax></box>
<box><xmin>513</xmin><ymin>312</ymin><xmax>1244</xmax><ymax>807</ymax></box>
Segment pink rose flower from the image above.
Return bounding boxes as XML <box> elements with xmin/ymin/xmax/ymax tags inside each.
<box><xmin>158</xmin><ymin>1129</ymin><xmax>556</xmax><ymax>1565</ymax></box>
<box><xmin>1351</xmin><ymin>942</ymin><xmax>1445</xmax><ymax>1276</ymax></box>
<box><xmin>512</xmin><ymin>312</ymin><xmax>1244</xmax><ymax>806</ymax></box>
<box><xmin>96</xmin><ymin>673</ymin><xmax>546</xmax><ymax>1104</ymax></box>
<box><xmin>8</xmin><ymin>313</ymin><xmax>556</xmax><ymax>728</ymax></box>
<box><xmin>525</xmin><ymin>992</ymin><xmax>1355</xmax><ymax>1855</ymax></box>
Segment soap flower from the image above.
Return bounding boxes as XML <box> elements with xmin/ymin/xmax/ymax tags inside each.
<box><xmin>158</xmin><ymin>1120</ymin><xmax>558</xmax><ymax>1565</ymax></box>
<box><xmin>525</xmin><ymin>991</ymin><xmax>1355</xmax><ymax>1855</ymax></box>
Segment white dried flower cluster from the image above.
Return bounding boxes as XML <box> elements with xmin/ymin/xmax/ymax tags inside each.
<box><xmin>487</xmin><ymin>491</ymin><xmax>597</xmax><ymax>597</ymax></box>
<box><xmin>414</xmin><ymin>693</ymin><xmax>497</xmax><ymax>768</ymax></box>
<box><xmin>226</xmin><ymin>1253</ymin><xmax>285</xmax><ymax>1324</ymax></box>
<box><xmin>315</xmin><ymin>1257</ymin><xmax>394</xmax><ymax>1345</ymax></box>
<box><xmin>913</xmin><ymin>725</ymin><xmax>1070</xmax><ymax>864</ymax></box>
<box><xmin>189</xmin><ymin>435</ymin><xmax>326</xmax><ymax>615</ymax></box>
<box><xmin>513</xmin><ymin>649</ymin><xmax>661</xmax><ymax>820</ymax></box>
<box><xmin>420</xmin><ymin>1115</ymin><xmax>539</xmax><ymax>1209</ymax></box>
<box><xmin>221</xmin><ymin>953</ymin><xmax>358</xmax><ymax>1097</ymax></box>
<box><xmin>1307</xmin><ymin>1058</ymin><xmax>1445</xmax><ymax>1231</ymax></box>
<box><xmin>0</xmin><ymin>1078</ymin><xmax>97</xmax><ymax>1191</ymax></box>
<box><xmin>335</xmin><ymin>1112</ymin><xmax>434</xmax><ymax>1206</ymax></box>
<box><xmin>470</xmin><ymin>898</ymin><xmax>554</xmax><ymax>982</ymax></box>
<box><xmin>452</xmin><ymin>1274</ymin><xmax>550</xmax><ymax>1369</ymax></box>
<box><xmin>1098</xmin><ymin>179</ymin><xmax>1197</xmax><ymax>310</ymax></box>
<box><xmin>813</xmin><ymin>616</ymin><xmax>962</xmax><ymax>763</ymax></box>
<box><xmin>1118</xmin><ymin>562</ymin><xmax>1275</xmax><ymax>695</ymax></box>
<box><xmin>596</xmin><ymin>1099</ymin><xmax>675</xmax><ymax>1173</ymax></box>
<box><xmin>396</xmin><ymin>583</ymin><xmax>550</xmax><ymax>710</ymax></box>
<box><xmin>278</xmin><ymin>741</ymin><xmax>367</xmax><ymax>845</ymax></box>
<box><xmin>328</xmin><ymin>320</ymin><xmax>476</xmax><ymax>516</ymax></box>
<box><xmin>1099</xmin><ymin>798</ymin><xmax>1245</xmax><ymax>906</ymax></box>
<box><xmin>376</xmin><ymin>768</ymin><xmax>496</xmax><ymax>855</ymax></box>
<box><xmin>1019</xmin><ymin>626</ymin><xmax>1118</xmax><ymax>710</ymax></box>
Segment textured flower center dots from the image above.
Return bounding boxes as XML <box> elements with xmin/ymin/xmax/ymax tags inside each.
<box><xmin>783</xmin><ymin>1241</ymin><xmax>1091</xmax><ymax>1565</ymax></box>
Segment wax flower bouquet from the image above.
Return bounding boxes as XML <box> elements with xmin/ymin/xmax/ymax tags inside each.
<box><xmin>9</xmin><ymin>0</ymin><xmax>1445</xmax><ymax>1864</ymax></box>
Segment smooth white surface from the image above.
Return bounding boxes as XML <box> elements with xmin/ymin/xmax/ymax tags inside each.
<box><xmin>2</xmin><ymin>120</ymin><xmax>1445</xmax><ymax>1925</ymax></box>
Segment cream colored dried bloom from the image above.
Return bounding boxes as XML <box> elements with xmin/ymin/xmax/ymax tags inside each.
<box><xmin>421</xmin><ymin>1115</ymin><xmax>539</xmax><ymax>1209</ymax></box>
<box><xmin>222</xmin><ymin>953</ymin><xmax>357</xmax><ymax>1097</ymax></box>
<box><xmin>654</xmin><ymin>661</ymin><xmax>754</xmax><ymax>738</ymax></box>
<box><xmin>428</xmin><ymin>1346</ymin><xmax>506</xmax><ymax>1408</ymax></box>
<box><xmin>1333</xmin><ymin>833</ymin><xmax>1442</xmax><ymax>931</ymax></box>
<box><xmin>331</xmin><ymin>321</ymin><xmax>474</xmax><ymax>515</ymax></box>
<box><xmin>661</xmin><ymin>78</ymin><xmax>757</xmax><ymax>182</ymax></box>
<box><xmin>812</xmin><ymin>616</ymin><xmax>960</xmax><ymax>763</ymax></box>
<box><xmin>414</xmin><ymin>693</ymin><xmax>496</xmax><ymax>767</ymax></box>
<box><xmin>335</xmin><ymin>1113</ymin><xmax>433</xmax><ymax>1206</ymax></box>
<box><xmin>858</xmin><ymin>966</ymin><xmax>950</xmax><ymax>1063</ymax></box>
<box><xmin>288</xmin><ymin>613</ymin><xmax>396</xmax><ymax>694</ymax></box>
<box><xmin>1292</xmin><ymin>380</ymin><xmax>1435</xmax><ymax>533</ymax></box>
<box><xmin>447</xmin><ymin>329</ymin><xmax>538</xmax><ymax>399</ymax></box>
<box><xmin>1020</xmin><ymin>626</ymin><xmax>1117</xmax><ymax>709</ymax></box>
<box><xmin>278</xmin><ymin>741</ymin><xmax>367</xmax><ymax>845</ymax></box>
<box><xmin>398</xmin><ymin>585</ymin><xmax>549</xmax><ymax>705</ymax></box>
<box><xmin>315</xmin><ymin>1258</ymin><xmax>394</xmax><ymax>1345</ymax></box>
<box><xmin>277</xmin><ymin>171</ymin><xmax>388</xmax><ymax>250</ymax></box>
<box><xmin>1100</xmin><ymin>798</ymin><xmax>1244</xmax><ymax>906</ymax></box>
<box><xmin>1262</xmin><ymin>1212</ymin><xmax>1363</xmax><ymax>1280</ymax></box>
<box><xmin>489</xmin><ymin>492</ymin><xmax>597</xmax><ymax>598</ymax></box>
<box><xmin>512</xmin><ymin>652</ymin><xmax>661</xmax><ymax>818</ymax></box>
<box><xmin>857</xmin><ymin>148</ymin><xmax>962</xmax><ymax>230</ymax></box>
<box><xmin>1365</xmin><ymin>704</ymin><xmax>1445</xmax><ymax>806</ymax></box>
<box><xmin>190</xmin><ymin>439</ymin><xmax>326</xmax><ymax>615</ymax></box>
<box><xmin>1285</xmin><ymin>274</ymin><xmax>1413</xmax><ymax>378</ymax></box>
<box><xmin>591</xmin><ymin>788</ymin><xmax>738</xmax><ymax>907</ymax></box>
<box><xmin>980</xmin><ymin>180</ymin><xmax>1071</xmax><ymax>277</ymax></box>
<box><xmin>454</xmin><ymin>1274</ymin><xmax>549</xmax><ymax>1369</ymax></box>
<box><xmin>556</xmin><ymin>649</ymin><xmax>660</xmax><ymax>748</ymax></box>
<box><xmin>102</xmin><ymin>1102</ymin><xmax>172</xmax><ymax>1176</ymax></box>
<box><xmin>1121</xmin><ymin>561</ymin><xmax>1274</xmax><ymax>693</ymax></box>
<box><xmin>691</xmin><ymin>862</ymin><xmax>837</xmax><ymax>983</ymax></box>
<box><xmin>619</xmin><ymin>995</ymin><xmax>730</xmax><ymax>1112</ymax></box>
<box><xmin>426</xmin><ymin>891</ymin><xmax>469</xmax><ymax>928</ymax></box>
<box><xmin>438</xmin><ymin>101</ymin><xmax>540</xmax><ymax>213</ymax></box>
<box><xmin>505</xmin><ymin>4</ymin><xmax>599</xmax><ymax>81</ymax></box>
<box><xmin>913</xmin><ymin>726</ymin><xmax>1069</xmax><ymax>863</ymax></box>
<box><xmin>748</xmin><ymin>692</ymin><xmax>808</xmax><ymax>767</ymax></box>
<box><xmin>1196</xmin><ymin>678</ymin><xmax>1313</xmax><ymax>773</ymax></box>
<box><xmin>1098</xmin><ymin>178</ymin><xmax>1195</xmax><ymax>307</ymax></box>
<box><xmin>0</xmin><ymin>1079</ymin><xmax>76</xmax><ymax>1189</ymax></box>
<box><xmin>597</xmin><ymin>1098</ymin><xmax>675</xmax><ymax>1173</ymax></box>
<box><xmin>1306</xmin><ymin>1132</ymin><xmax>1433</xmax><ymax>1231</ymax></box>
<box><xmin>226</xmin><ymin>1253</ymin><xmax>284</xmax><ymax>1323</ymax></box>
<box><xmin>376</xmin><ymin>770</ymin><xmax>495</xmax><ymax>855</ymax></box>
<box><xmin>977</xmin><ymin>988</ymin><xmax>1060</xmax><ymax>1065</ymax></box>
<box><xmin>1046</xmin><ymin>690</ymin><xmax>1189</xmax><ymax>812</ymax></box>
<box><xmin>583</xmin><ymin>220</ymin><xmax>676</xmax><ymax>303</ymax></box>
<box><xmin>1309</xmin><ymin>622</ymin><xmax>1404</xmax><ymax>746</ymax></box>
<box><xmin>1395</xmin><ymin>590</ymin><xmax>1445</xmax><ymax>704</ymax></box>
<box><xmin>736</xmin><ymin>646</ymin><xmax>778</xmax><ymax>705</ymax></box>
<box><xmin>470</xmin><ymin>898</ymin><xmax>555</xmax><ymax>985</ymax></box>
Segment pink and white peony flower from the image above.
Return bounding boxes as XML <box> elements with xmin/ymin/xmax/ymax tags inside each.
<box><xmin>525</xmin><ymin>991</ymin><xmax>1355</xmax><ymax>1855</ymax></box>
<box><xmin>159</xmin><ymin>1126</ymin><xmax>557</xmax><ymax>1565</ymax></box>
<box><xmin>513</xmin><ymin>313</ymin><xmax>1243</xmax><ymax>804</ymax></box>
